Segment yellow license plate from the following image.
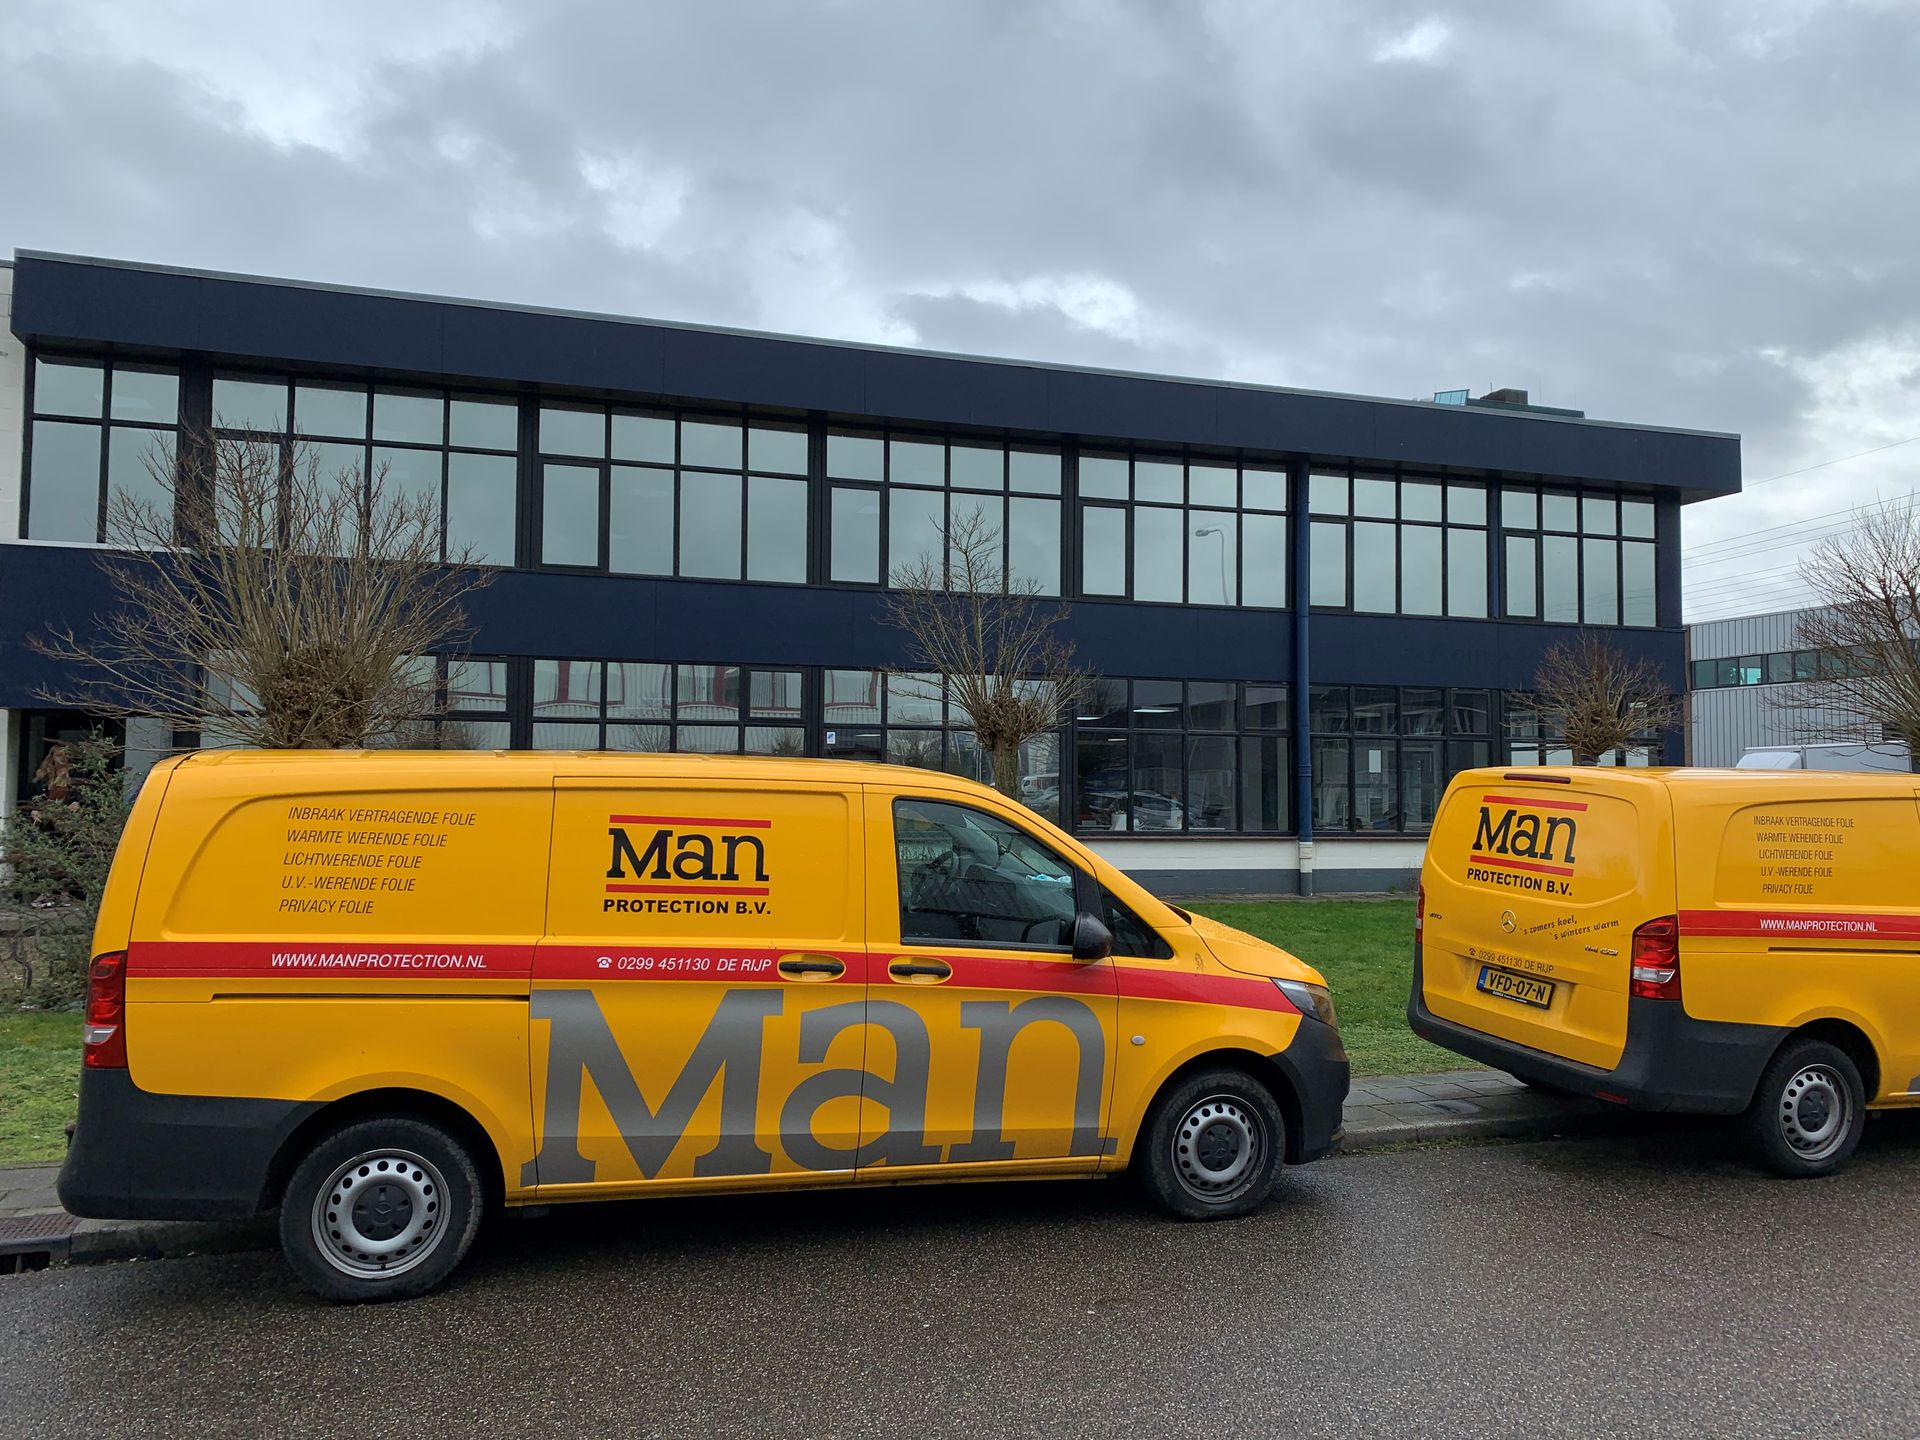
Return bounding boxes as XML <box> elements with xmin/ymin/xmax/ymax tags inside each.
<box><xmin>1476</xmin><ymin>965</ymin><xmax>1555</xmax><ymax>1009</ymax></box>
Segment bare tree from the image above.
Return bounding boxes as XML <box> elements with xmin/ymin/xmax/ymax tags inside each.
<box><xmin>33</xmin><ymin>424</ymin><xmax>493</xmax><ymax>748</ymax></box>
<box><xmin>1769</xmin><ymin>500</ymin><xmax>1920</xmax><ymax>753</ymax></box>
<box><xmin>881</xmin><ymin>506</ymin><xmax>1093</xmax><ymax>798</ymax></box>
<box><xmin>1512</xmin><ymin>631</ymin><xmax>1680</xmax><ymax>765</ymax></box>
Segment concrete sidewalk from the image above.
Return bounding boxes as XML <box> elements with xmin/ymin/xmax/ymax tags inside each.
<box><xmin>0</xmin><ymin>1068</ymin><xmax>1615</xmax><ymax>1269</ymax></box>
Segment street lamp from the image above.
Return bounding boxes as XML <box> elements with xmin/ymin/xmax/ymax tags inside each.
<box><xmin>1193</xmin><ymin>526</ymin><xmax>1230</xmax><ymax>605</ymax></box>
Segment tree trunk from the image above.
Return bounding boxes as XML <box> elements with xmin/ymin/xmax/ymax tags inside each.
<box><xmin>990</xmin><ymin>742</ymin><xmax>1021</xmax><ymax>796</ymax></box>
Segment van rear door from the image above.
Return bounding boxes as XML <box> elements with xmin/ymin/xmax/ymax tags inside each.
<box><xmin>1421</xmin><ymin>771</ymin><xmax>1673</xmax><ymax>1070</ymax></box>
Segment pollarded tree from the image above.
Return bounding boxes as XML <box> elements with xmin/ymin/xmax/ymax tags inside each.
<box><xmin>1770</xmin><ymin>499</ymin><xmax>1920</xmax><ymax>755</ymax></box>
<box><xmin>33</xmin><ymin>423</ymin><xmax>493</xmax><ymax>747</ymax></box>
<box><xmin>1511</xmin><ymin>631</ymin><xmax>1680</xmax><ymax>765</ymax></box>
<box><xmin>881</xmin><ymin>506</ymin><xmax>1093</xmax><ymax>799</ymax></box>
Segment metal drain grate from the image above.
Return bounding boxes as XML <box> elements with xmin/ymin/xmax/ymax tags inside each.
<box><xmin>0</xmin><ymin>1213</ymin><xmax>79</xmax><ymax>1273</ymax></box>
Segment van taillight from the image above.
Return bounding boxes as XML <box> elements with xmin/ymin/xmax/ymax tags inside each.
<box><xmin>1628</xmin><ymin>917</ymin><xmax>1681</xmax><ymax>1001</ymax></box>
<box><xmin>83</xmin><ymin>951</ymin><xmax>128</xmax><ymax>1069</ymax></box>
<box><xmin>1414</xmin><ymin>883</ymin><xmax>1425</xmax><ymax>944</ymax></box>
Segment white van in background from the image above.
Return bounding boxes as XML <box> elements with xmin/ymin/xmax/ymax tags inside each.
<box><xmin>1734</xmin><ymin>742</ymin><xmax>1912</xmax><ymax>773</ymax></box>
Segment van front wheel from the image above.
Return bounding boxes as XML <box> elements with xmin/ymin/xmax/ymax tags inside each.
<box><xmin>1135</xmin><ymin>1068</ymin><xmax>1287</xmax><ymax>1220</ymax></box>
<box><xmin>1742</xmin><ymin>1039</ymin><xmax>1866</xmax><ymax>1179</ymax></box>
<box><xmin>279</xmin><ymin>1116</ymin><xmax>484</xmax><ymax>1302</ymax></box>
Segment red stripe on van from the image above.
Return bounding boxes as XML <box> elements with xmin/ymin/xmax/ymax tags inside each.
<box><xmin>534</xmin><ymin>946</ymin><xmax>868</xmax><ymax>982</ymax></box>
<box><xmin>604</xmin><ymin>884</ymin><xmax>771</xmax><ymax>896</ymax></box>
<box><xmin>1116</xmin><ymin>967</ymin><xmax>1298</xmax><ymax>1014</ymax></box>
<box><xmin>127</xmin><ymin>940</ymin><xmax>536</xmax><ymax>978</ymax></box>
<box><xmin>1678</xmin><ymin>908</ymin><xmax>1920</xmax><ymax>940</ymax></box>
<box><xmin>607</xmin><ymin>814</ymin><xmax>774</xmax><ymax>828</ymax></box>
<box><xmin>1469</xmin><ymin>853</ymin><xmax>1576</xmax><ymax>878</ymax></box>
<box><xmin>1479</xmin><ymin>794</ymin><xmax>1590</xmax><ymax>812</ymax></box>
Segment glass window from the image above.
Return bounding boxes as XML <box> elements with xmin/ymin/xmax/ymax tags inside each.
<box><xmin>1243</xmin><ymin>466</ymin><xmax>1287</xmax><ymax>511</ymax></box>
<box><xmin>1583</xmin><ymin>538</ymin><xmax>1619</xmax><ymax>626</ymax></box>
<box><xmin>831</xmin><ymin>486</ymin><xmax>881</xmax><ymax>583</ymax></box>
<box><xmin>212</xmin><ymin>376</ymin><xmax>288</xmax><ymax>433</ymax></box>
<box><xmin>1541</xmin><ymin>492</ymin><xmax>1578</xmax><ymax>532</ymax></box>
<box><xmin>1542</xmin><ymin>535</ymin><xmax>1579</xmax><ymax>622</ymax></box>
<box><xmin>1134</xmin><ymin>458</ymin><xmax>1182</xmax><ymax>504</ymax></box>
<box><xmin>1239</xmin><ymin>735</ymin><xmax>1289</xmax><ymax>832</ymax></box>
<box><xmin>1401</xmin><ymin>688</ymin><xmax>1445</xmax><ymax>735</ymax></box>
<box><xmin>889</xmin><ymin>437</ymin><xmax>944</xmax><ymax>487</ymax></box>
<box><xmin>606</xmin><ymin>662</ymin><xmax>670</xmax><ymax>719</ymax></box>
<box><xmin>1402</xmin><ymin>739</ymin><xmax>1443</xmax><ymax>829</ymax></box>
<box><xmin>532</xmin><ymin>722</ymin><xmax>600</xmax><ymax>750</ymax></box>
<box><xmin>613</xmin><ymin>410</ymin><xmax>675</xmax><ymax>465</ymax></box>
<box><xmin>373</xmin><ymin>446</ymin><xmax>441</xmax><ymax>522</ymax></box>
<box><xmin>1132</xmin><ymin>680</ymin><xmax>1183</xmax><ymax>728</ymax></box>
<box><xmin>748</xmin><ymin>424</ymin><xmax>808</xmax><ymax>475</ymax></box>
<box><xmin>291</xmin><ymin>384</ymin><xmax>366</xmax><ymax>439</ymax></box>
<box><xmin>541</xmin><ymin>463</ymin><xmax>599</xmax><ymax>566</ymax></box>
<box><xmin>1188</xmin><ymin>463</ymin><xmax>1236</xmax><ymax>508</ymax></box>
<box><xmin>1187</xmin><ymin>736</ymin><xmax>1237</xmax><ymax>830</ymax></box>
<box><xmin>1447</xmin><ymin>484</ymin><xmax>1487</xmax><ymax>525</ymax></box>
<box><xmin>1133</xmin><ymin>506</ymin><xmax>1184</xmax><ymax>602</ymax></box>
<box><xmin>108</xmin><ymin>367</ymin><xmax>179</xmax><ymax>425</ymax></box>
<box><xmin>1448</xmin><ymin>527</ymin><xmax>1488</xmax><ymax>617</ymax></box>
<box><xmin>676</xmin><ymin>724</ymin><xmax>740</xmax><ymax>753</ymax></box>
<box><xmin>1309</xmin><ymin>472</ymin><xmax>1349</xmax><ymax>515</ymax></box>
<box><xmin>677</xmin><ymin>664</ymin><xmax>741</xmax><ymax>720</ymax></box>
<box><xmin>1691</xmin><ymin>659</ymin><xmax>1716</xmax><ymax>690</ymax></box>
<box><xmin>1131</xmin><ymin>732</ymin><xmax>1183</xmax><ymax>830</ymax></box>
<box><xmin>893</xmin><ymin>798</ymin><xmax>1077</xmax><ymax>949</ymax></box>
<box><xmin>27</xmin><ymin>421</ymin><xmax>100</xmax><ymax>541</ymax></box>
<box><xmin>1010</xmin><ymin>448</ymin><xmax>1062</xmax><ymax>494</ymax></box>
<box><xmin>1452</xmin><ymin>690</ymin><xmax>1491</xmax><ymax>733</ymax></box>
<box><xmin>1352</xmin><ymin>687</ymin><xmax>1397</xmax><ymax>735</ymax></box>
<box><xmin>609</xmin><ymin>466</ymin><xmax>674</xmax><ymax>575</ymax></box>
<box><xmin>1008</xmin><ymin>496</ymin><xmax>1061</xmax><ymax>595</ymax></box>
<box><xmin>1186</xmin><ymin>681</ymin><xmax>1236</xmax><ymax>731</ymax></box>
<box><xmin>373</xmin><ymin>390</ymin><xmax>444</xmax><ymax>445</ymax></box>
<box><xmin>1311</xmin><ymin>737</ymin><xmax>1350</xmax><ymax>830</ymax></box>
<box><xmin>747</xmin><ymin>475</ymin><xmax>808</xmax><ymax>582</ymax></box>
<box><xmin>1081</xmin><ymin>506</ymin><xmax>1126</xmax><ymax>595</ymax></box>
<box><xmin>1505</xmin><ymin>535</ymin><xmax>1537</xmax><ymax>617</ymax></box>
<box><xmin>680</xmin><ymin>473</ymin><xmax>744</xmax><ymax>579</ymax></box>
<box><xmin>1310</xmin><ymin>520</ymin><xmax>1347</xmax><ymax>606</ymax></box>
<box><xmin>1621</xmin><ymin>542</ymin><xmax>1656</xmax><ymax>627</ymax></box>
<box><xmin>1501</xmin><ymin>489</ymin><xmax>1537</xmax><ymax>530</ymax></box>
<box><xmin>890</xmin><ymin>487</ymin><xmax>946</xmax><ymax>581</ymax></box>
<box><xmin>34</xmin><ymin>359</ymin><xmax>104</xmax><ymax>418</ymax></box>
<box><xmin>887</xmin><ymin>672</ymin><xmax>944</xmax><ymax>724</ymax></box>
<box><xmin>106</xmin><ymin>428</ymin><xmax>173</xmax><ymax>529</ymax></box>
<box><xmin>1243</xmin><ymin>684</ymin><xmax>1289</xmax><ymax>729</ymax></box>
<box><xmin>1766</xmin><ymin>652</ymin><xmax>1794</xmax><ymax>685</ymax></box>
<box><xmin>1353</xmin><ymin>477</ymin><xmax>1396</xmax><ymax>518</ymax></box>
<box><xmin>451</xmin><ymin>396</ymin><xmax>518</xmax><ymax>452</ymax></box>
<box><xmin>681</xmin><ymin>417</ymin><xmax>743</xmax><ymax>470</ymax></box>
<box><xmin>828</xmin><ymin>430</ymin><xmax>884</xmax><ymax>481</ymax></box>
<box><xmin>534</xmin><ymin>659</ymin><xmax>601</xmax><ymax>717</ymax></box>
<box><xmin>539</xmin><ymin>406</ymin><xmax>604</xmax><ymax>457</ymax></box>
<box><xmin>1188</xmin><ymin>512</ymin><xmax>1236</xmax><ymax>605</ymax></box>
<box><xmin>1582</xmin><ymin>496</ymin><xmax>1617</xmax><ymax>535</ymax></box>
<box><xmin>949</xmin><ymin>442</ymin><xmax>1003</xmax><ymax>491</ymax></box>
<box><xmin>1079</xmin><ymin>454</ymin><xmax>1128</xmax><ymax>499</ymax></box>
<box><xmin>1102</xmin><ymin>888</ymin><xmax>1174</xmax><ymax>959</ymax></box>
<box><xmin>1352</xmin><ymin>522</ymin><xmax>1396</xmax><ymax>612</ymax></box>
<box><xmin>1353</xmin><ymin>739</ymin><xmax>1397</xmax><ymax>830</ymax></box>
<box><xmin>1621</xmin><ymin>499</ymin><xmax>1656</xmax><ymax>540</ymax></box>
<box><xmin>1401</xmin><ymin>481</ymin><xmax>1443</xmax><ymax>523</ymax></box>
<box><xmin>1309</xmin><ymin>685</ymin><xmax>1349</xmax><ymax>733</ymax></box>
<box><xmin>1242</xmin><ymin>513</ymin><xmax>1288</xmax><ymax>608</ymax></box>
<box><xmin>1399</xmin><ymin>525</ymin><xmax>1442</xmax><ymax>616</ymax></box>
<box><xmin>445</xmin><ymin>452</ymin><xmax>515</xmax><ymax>564</ymax></box>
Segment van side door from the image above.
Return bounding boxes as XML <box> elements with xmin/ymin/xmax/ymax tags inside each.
<box><xmin>856</xmin><ymin>788</ymin><xmax>1119</xmax><ymax>1180</ymax></box>
<box><xmin>527</xmin><ymin>776</ymin><xmax>868</xmax><ymax>1196</ymax></box>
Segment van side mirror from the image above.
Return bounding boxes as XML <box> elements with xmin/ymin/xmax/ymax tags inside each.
<box><xmin>1072</xmin><ymin>911</ymin><xmax>1113</xmax><ymax>962</ymax></box>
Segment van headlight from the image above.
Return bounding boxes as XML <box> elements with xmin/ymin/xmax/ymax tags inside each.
<box><xmin>1274</xmin><ymin>979</ymin><xmax>1338</xmax><ymax>1027</ymax></box>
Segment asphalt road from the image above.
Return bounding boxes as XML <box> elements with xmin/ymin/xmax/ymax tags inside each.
<box><xmin>6</xmin><ymin>1114</ymin><xmax>1920</xmax><ymax>1439</ymax></box>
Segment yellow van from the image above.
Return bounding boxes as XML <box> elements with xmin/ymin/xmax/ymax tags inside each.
<box><xmin>60</xmin><ymin>751</ymin><xmax>1347</xmax><ymax>1300</ymax></box>
<box><xmin>1412</xmin><ymin>766</ymin><xmax>1920</xmax><ymax>1177</ymax></box>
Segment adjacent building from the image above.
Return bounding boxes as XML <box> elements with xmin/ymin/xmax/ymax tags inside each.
<box><xmin>1</xmin><ymin>251</ymin><xmax>1741</xmax><ymax>892</ymax></box>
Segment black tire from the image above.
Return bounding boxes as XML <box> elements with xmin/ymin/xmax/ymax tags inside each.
<box><xmin>1741</xmin><ymin>1038</ymin><xmax>1866</xmax><ymax>1179</ymax></box>
<box><xmin>278</xmin><ymin>1115</ymin><xmax>484</xmax><ymax>1302</ymax></box>
<box><xmin>1134</xmin><ymin>1068</ymin><xmax>1287</xmax><ymax>1220</ymax></box>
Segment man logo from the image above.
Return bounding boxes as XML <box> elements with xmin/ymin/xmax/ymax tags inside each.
<box><xmin>1500</xmin><ymin>910</ymin><xmax>1517</xmax><ymax>934</ymax></box>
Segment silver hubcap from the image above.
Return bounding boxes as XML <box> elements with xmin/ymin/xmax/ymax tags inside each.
<box><xmin>310</xmin><ymin>1148</ymin><xmax>449</xmax><ymax>1279</ymax></box>
<box><xmin>1778</xmin><ymin>1065</ymin><xmax>1850</xmax><ymax>1162</ymax></box>
<box><xmin>1172</xmin><ymin>1095</ymin><xmax>1262</xmax><ymax>1201</ymax></box>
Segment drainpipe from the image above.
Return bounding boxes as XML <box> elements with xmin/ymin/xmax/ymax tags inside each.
<box><xmin>1291</xmin><ymin>457</ymin><xmax>1313</xmax><ymax>896</ymax></box>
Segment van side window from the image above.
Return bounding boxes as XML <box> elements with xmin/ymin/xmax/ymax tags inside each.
<box><xmin>1103</xmin><ymin>888</ymin><xmax>1174</xmax><ymax>960</ymax></box>
<box><xmin>893</xmin><ymin>798</ymin><xmax>1078</xmax><ymax>949</ymax></box>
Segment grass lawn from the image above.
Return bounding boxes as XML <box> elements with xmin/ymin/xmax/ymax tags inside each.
<box><xmin>0</xmin><ymin>1012</ymin><xmax>81</xmax><ymax>1168</ymax></box>
<box><xmin>1189</xmin><ymin>897</ymin><xmax>1474</xmax><ymax>1078</ymax></box>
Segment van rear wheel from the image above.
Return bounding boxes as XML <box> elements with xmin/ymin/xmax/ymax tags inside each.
<box><xmin>1135</xmin><ymin>1068</ymin><xmax>1287</xmax><ymax>1220</ymax></box>
<box><xmin>1742</xmin><ymin>1038</ymin><xmax>1866</xmax><ymax>1179</ymax></box>
<box><xmin>279</xmin><ymin>1116</ymin><xmax>483</xmax><ymax>1302</ymax></box>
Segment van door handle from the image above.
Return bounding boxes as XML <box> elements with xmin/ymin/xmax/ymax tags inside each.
<box><xmin>777</xmin><ymin>956</ymin><xmax>845</xmax><ymax>979</ymax></box>
<box><xmin>889</xmin><ymin>959</ymin><xmax>952</xmax><ymax>981</ymax></box>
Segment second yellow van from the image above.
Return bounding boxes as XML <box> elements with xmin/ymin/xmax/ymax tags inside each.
<box><xmin>1412</xmin><ymin>766</ymin><xmax>1920</xmax><ymax>1176</ymax></box>
<box><xmin>60</xmin><ymin>751</ymin><xmax>1348</xmax><ymax>1300</ymax></box>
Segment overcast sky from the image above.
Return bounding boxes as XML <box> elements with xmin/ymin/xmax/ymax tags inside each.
<box><xmin>6</xmin><ymin>0</ymin><xmax>1917</xmax><ymax>620</ymax></box>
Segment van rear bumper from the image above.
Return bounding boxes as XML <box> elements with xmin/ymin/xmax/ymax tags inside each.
<box><xmin>1274</xmin><ymin>1017</ymin><xmax>1350</xmax><ymax>1163</ymax></box>
<box><xmin>1407</xmin><ymin>949</ymin><xmax>1786</xmax><ymax>1116</ymax></box>
<box><xmin>57</xmin><ymin>1068</ymin><xmax>320</xmax><ymax>1221</ymax></box>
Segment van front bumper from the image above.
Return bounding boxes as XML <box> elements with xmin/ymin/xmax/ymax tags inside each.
<box><xmin>1407</xmin><ymin>948</ymin><xmax>1787</xmax><ymax>1116</ymax></box>
<box><xmin>1274</xmin><ymin>1015</ymin><xmax>1350</xmax><ymax>1163</ymax></box>
<box><xmin>58</xmin><ymin>1068</ymin><xmax>319</xmax><ymax>1221</ymax></box>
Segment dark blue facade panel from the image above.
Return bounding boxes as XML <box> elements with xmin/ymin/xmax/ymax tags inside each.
<box><xmin>12</xmin><ymin>255</ymin><xmax>1742</xmax><ymax>497</ymax></box>
<box><xmin>1307</xmin><ymin>614</ymin><xmax>1684</xmax><ymax>691</ymax></box>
